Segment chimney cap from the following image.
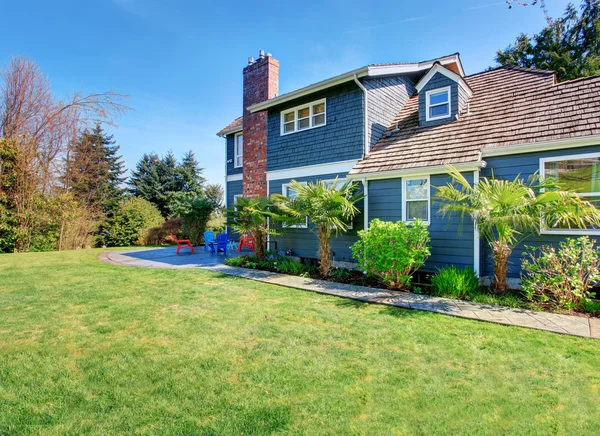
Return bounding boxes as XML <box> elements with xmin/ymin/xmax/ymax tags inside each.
<box><xmin>248</xmin><ymin>57</ymin><xmax>254</xmax><ymax>65</ymax></box>
<box><xmin>259</xmin><ymin>49</ymin><xmax>265</xmax><ymax>59</ymax></box>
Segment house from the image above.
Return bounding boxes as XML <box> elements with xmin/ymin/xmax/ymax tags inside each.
<box><xmin>217</xmin><ymin>50</ymin><xmax>600</xmax><ymax>283</ymax></box>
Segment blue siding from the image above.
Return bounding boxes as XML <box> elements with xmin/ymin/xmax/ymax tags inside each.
<box><xmin>368</xmin><ymin>174</ymin><xmax>476</xmax><ymax>274</ymax></box>
<box><xmin>418</xmin><ymin>72</ymin><xmax>459</xmax><ymax>128</ymax></box>
<box><xmin>269</xmin><ymin>172</ymin><xmax>363</xmax><ymax>262</ymax></box>
<box><xmin>266</xmin><ymin>83</ymin><xmax>364</xmax><ymax>171</ymax></box>
<box><xmin>482</xmin><ymin>144</ymin><xmax>600</xmax><ymax>278</ymax></box>
<box><xmin>226</xmin><ymin>133</ymin><xmax>243</xmax><ymax>176</ymax></box>
<box><xmin>363</xmin><ymin>76</ymin><xmax>415</xmax><ymax>150</ymax></box>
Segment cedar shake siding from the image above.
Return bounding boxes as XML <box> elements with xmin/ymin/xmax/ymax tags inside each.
<box><xmin>266</xmin><ymin>83</ymin><xmax>364</xmax><ymax>172</ymax></box>
<box><xmin>226</xmin><ymin>133</ymin><xmax>243</xmax><ymax>176</ymax></box>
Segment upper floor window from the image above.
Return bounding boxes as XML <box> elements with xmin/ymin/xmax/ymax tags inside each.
<box><xmin>425</xmin><ymin>87</ymin><xmax>451</xmax><ymax>121</ymax></box>
<box><xmin>402</xmin><ymin>176</ymin><xmax>430</xmax><ymax>224</ymax></box>
<box><xmin>234</xmin><ymin>133</ymin><xmax>243</xmax><ymax>168</ymax></box>
<box><xmin>540</xmin><ymin>153</ymin><xmax>600</xmax><ymax>234</ymax></box>
<box><xmin>281</xmin><ymin>99</ymin><xmax>326</xmax><ymax>135</ymax></box>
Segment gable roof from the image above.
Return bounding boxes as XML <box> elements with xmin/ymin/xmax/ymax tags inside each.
<box><xmin>247</xmin><ymin>53</ymin><xmax>464</xmax><ymax>113</ymax></box>
<box><xmin>216</xmin><ymin>116</ymin><xmax>243</xmax><ymax>137</ymax></box>
<box><xmin>348</xmin><ymin>66</ymin><xmax>600</xmax><ymax>177</ymax></box>
<box><xmin>415</xmin><ymin>63</ymin><xmax>473</xmax><ymax>97</ymax></box>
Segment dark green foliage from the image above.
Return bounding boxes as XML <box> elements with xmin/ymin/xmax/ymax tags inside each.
<box><xmin>431</xmin><ymin>266</ymin><xmax>481</xmax><ymax>299</ymax></box>
<box><xmin>329</xmin><ymin>267</ymin><xmax>352</xmax><ymax>281</ymax></box>
<box><xmin>203</xmin><ymin>183</ymin><xmax>224</xmax><ymax>209</ymax></box>
<box><xmin>129</xmin><ymin>150</ymin><xmax>206</xmax><ymax>217</ymax></box>
<box><xmin>102</xmin><ymin>197</ymin><xmax>164</xmax><ymax>247</ymax></box>
<box><xmin>62</xmin><ymin>124</ymin><xmax>126</xmax><ymax>215</ymax></box>
<box><xmin>169</xmin><ymin>195</ymin><xmax>215</xmax><ymax>245</ymax></box>
<box><xmin>496</xmin><ymin>0</ymin><xmax>600</xmax><ymax>81</ymax></box>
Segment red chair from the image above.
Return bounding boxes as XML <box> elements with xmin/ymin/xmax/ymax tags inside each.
<box><xmin>170</xmin><ymin>233</ymin><xmax>194</xmax><ymax>255</ymax></box>
<box><xmin>238</xmin><ymin>236</ymin><xmax>255</xmax><ymax>252</ymax></box>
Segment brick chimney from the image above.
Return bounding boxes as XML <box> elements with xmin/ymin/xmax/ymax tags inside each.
<box><xmin>242</xmin><ymin>50</ymin><xmax>279</xmax><ymax>197</ymax></box>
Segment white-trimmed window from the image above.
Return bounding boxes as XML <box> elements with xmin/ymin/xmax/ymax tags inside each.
<box><xmin>323</xmin><ymin>178</ymin><xmax>354</xmax><ymax>229</ymax></box>
<box><xmin>282</xmin><ymin>182</ymin><xmax>308</xmax><ymax>228</ymax></box>
<box><xmin>540</xmin><ymin>153</ymin><xmax>600</xmax><ymax>235</ymax></box>
<box><xmin>234</xmin><ymin>133</ymin><xmax>243</xmax><ymax>168</ymax></box>
<box><xmin>233</xmin><ymin>194</ymin><xmax>243</xmax><ymax>211</ymax></box>
<box><xmin>402</xmin><ymin>176</ymin><xmax>430</xmax><ymax>224</ymax></box>
<box><xmin>281</xmin><ymin>99</ymin><xmax>326</xmax><ymax>135</ymax></box>
<box><xmin>425</xmin><ymin>87</ymin><xmax>451</xmax><ymax>121</ymax></box>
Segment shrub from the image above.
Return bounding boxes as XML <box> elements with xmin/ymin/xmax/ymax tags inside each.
<box><xmin>329</xmin><ymin>267</ymin><xmax>352</xmax><ymax>281</ymax></box>
<box><xmin>103</xmin><ymin>197</ymin><xmax>164</xmax><ymax>247</ymax></box>
<box><xmin>351</xmin><ymin>219</ymin><xmax>430</xmax><ymax>290</ymax></box>
<box><xmin>225</xmin><ymin>256</ymin><xmax>248</xmax><ymax>267</ymax></box>
<box><xmin>146</xmin><ymin>218</ymin><xmax>183</xmax><ymax>245</ymax></box>
<box><xmin>521</xmin><ymin>237</ymin><xmax>600</xmax><ymax>310</ymax></box>
<box><xmin>431</xmin><ymin>266</ymin><xmax>480</xmax><ymax>299</ymax></box>
<box><xmin>170</xmin><ymin>196</ymin><xmax>215</xmax><ymax>245</ymax></box>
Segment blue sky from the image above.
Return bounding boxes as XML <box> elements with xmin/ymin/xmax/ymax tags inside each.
<box><xmin>0</xmin><ymin>0</ymin><xmax>573</xmax><ymax>185</ymax></box>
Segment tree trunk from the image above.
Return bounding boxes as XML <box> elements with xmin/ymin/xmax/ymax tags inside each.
<box><xmin>254</xmin><ymin>228</ymin><xmax>266</xmax><ymax>260</ymax></box>
<box><xmin>317</xmin><ymin>225</ymin><xmax>332</xmax><ymax>276</ymax></box>
<box><xmin>491</xmin><ymin>240</ymin><xmax>512</xmax><ymax>294</ymax></box>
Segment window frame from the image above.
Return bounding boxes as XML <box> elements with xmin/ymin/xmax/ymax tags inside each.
<box><xmin>280</xmin><ymin>99</ymin><xmax>327</xmax><ymax>136</ymax></box>
<box><xmin>425</xmin><ymin>86</ymin><xmax>451</xmax><ymax>122</ymax></box>
<box><xmin>402</xmin><ymin>175</ymin><xmax>431</xmax><ymax>225</ymax></box>
<box><xmin>234</xmin><ymin>132</ymin><xmax>243</xmax><ymax>168</ymax></box>
<box><xmin>282</xmin><ymin>182</ymin><xmax>309</xmax><ymax>228</ymax></box>
<box><xmin>539</xmin><ymin>152</ymin><xmax>600</xmax><ymax>235</ymax></box>
<box><xmin>233</xmin><ymin>194</ymin><xmax>243</xmax><ymax>211</ymax></box>
<box><xmin>322</xmin><ymin>178</ymin><xmax>354</xmax><ymax>230</ymax></box>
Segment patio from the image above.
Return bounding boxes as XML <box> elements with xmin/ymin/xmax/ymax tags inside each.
<box><xmin>102</xmin><ymin>245</ymin><xmax>254</xmax><ymax>269</ymax></box>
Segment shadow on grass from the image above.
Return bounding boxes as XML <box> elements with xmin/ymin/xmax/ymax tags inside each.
<box><xmin>334</xmin><ymin>297</ymin><xmax>431</xmax><ymax>319</ymax></box>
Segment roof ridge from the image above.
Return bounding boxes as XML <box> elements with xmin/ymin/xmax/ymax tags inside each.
<box><xmin>554</xmin><ymin>72</ymin><xmax>600</xmax><ymax>86</ymax></box>
<box><xmin>466</xmin><ymin>65</ymin><xmax>556</xmax><ymax>79</ymax></box>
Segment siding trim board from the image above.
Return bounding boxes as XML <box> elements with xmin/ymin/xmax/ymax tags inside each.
<box><xmin>267</xmin><ymin>159</ymin><xmax>359</xmax><ymax>181</ymax></box>
<box><xmin>348</xmin><ymin>161</ymin><xmax>484</xmax><ymax>180</ymax></box>
<box><xmin>226</xmin><ymin>174</ymin><xmax>243</xmax><ymax>182</ymax></box>
<box><xmin>481</xmin><ymin>134</ymin><xmax>600</xmax><ymax>157</ymax></box>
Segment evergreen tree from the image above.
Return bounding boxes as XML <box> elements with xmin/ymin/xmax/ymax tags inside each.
<box><xmin>63</xmin><ymin>124</ymin><xmax>126</xmax><ymax>215</ymax></box>
<box><xmin>129</xmin><ymin>150</ymin><xmax>205</xmax><ymax>217</ymax></box>
<box><xmin>496</xmin><ymin>0</ymin><xmax>600</xmax><ymax>81</ymax></box>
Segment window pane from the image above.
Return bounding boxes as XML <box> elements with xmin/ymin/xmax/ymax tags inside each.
<box><xmin>284</xmin><ymin>122</ymin><xmax>295</xmax><ymax>133</ymax></box>
<box><xmin>544</xmin><ymin>158</ymin><xmax>600</xmax><ymax>193</ymax></box>
<box><xmin>429</xmin><ymin>90</ymin><xmax>448</xmax><ymax>105</ymax></box>
<box><xmin>406</xmin><ymin>178</ymin><xmax>428</xmax><ymax>200</ymax></box>
<box><xmin>286</xmin><ymin>187</ymin><xmax>298</xmax><ymax>200</ymax></box>
<box><xmin>313</xmin><ymin>103</ymin><xmax>325</xmax><ymax>114</ymax></box>
<box><xmin>313</xmin><ymin>113</ymin><xmax>325</xmax><ymax>126</ymax></box>
<box><xmin>407</xmin><ymin>201</ymin><xmax>428</xmax><ymax>221</ymax></box>
<box><xmin>298</xmin><ymin>107</ymin><xmax>310</xmax><ymax>119</ymax></box>
<box><xmin>298</xmin><ymin>118</ymin><xmax>310</xmax><ymax>130</ymax></box>
<box><xmin>284</xmin><ymin>112</ymin><xmax>295</xmax><ymax>122</ymax></box>
<box><xmin>430</xmin><ymin>104</ymin><xmax>449</xmax><ymax>118</ymax></box>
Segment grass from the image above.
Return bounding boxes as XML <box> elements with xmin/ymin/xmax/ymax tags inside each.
<box><xmin>0</xmin><ymin>250</ymin><xmax>599</xmax><ymax>434</ymax></box>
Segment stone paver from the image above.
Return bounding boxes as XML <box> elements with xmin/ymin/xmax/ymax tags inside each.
<box><xmin>100</xmin><ymin>248</ymin><xmax>598</xmax><ymax>340</ymax></box>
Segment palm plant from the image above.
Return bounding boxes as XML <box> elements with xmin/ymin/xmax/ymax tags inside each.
<box><xmin>225</xmin><ymin>196</ymin><xmax>282</xmax><ymax>260</ymax></box>
<box><xmin>273</xmin><ymin>179</ymin><xmax>363</xmax><ymax>276</ymax></box>
<box><xmin>435</xmin><ymin>166</ymin><xmax>600</xmax><ymax>293</ymax></box>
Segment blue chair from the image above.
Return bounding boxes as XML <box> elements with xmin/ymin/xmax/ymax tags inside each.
<box><xmin>204</xmin><ymin>231</ymin><xmax>215</xmax><ymax>251</ymax></box>
<box><xmin>209</xmin><ymin>233</ymin><xmax>229</xmax><ymax>255</ymax></box>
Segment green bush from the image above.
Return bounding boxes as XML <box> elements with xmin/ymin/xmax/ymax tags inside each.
<box><xmin>170</xmin><ymin>195</ymin><xmax>215</xmax><ymax>245</ymax></box>
<box><xmin>103</xmin><ymin>197</ymin><xmax>164</xmax><ymax>247</ymax></box>
<box><xmin>329</xmin><ymin>267</ymin><xmax>352</xmax><ymax>281</ymax></box>
<box><xmin>225</xmin><ymin>256</ymin><xmax>248</xmax><ymax>267</ymax></box>
<box><xmin>431</xmin><ymin>266</ymin><xmax>480</xmax><ymax>299</ymax></box>
<box><xmin>351</xmin><ymin>219</ymin><xmax>430</xmax><ymax>290</ymax></box>
<box><xmin>146</xmin><ymin>218</ymin><xmax>183</xmax><ymax>245</ymax></box>
<box><xmin>521</xmin><ymin>237</ymin><xmax>600</xmax><ymax>310</ymax></box>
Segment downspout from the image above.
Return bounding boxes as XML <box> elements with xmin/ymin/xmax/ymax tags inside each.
<box><xmin>362</xmin><ymin>177</ymin><xmax>369</xmax><ymax>232</ymax></box>
<box><xmin>353</xmin><ymin>74</ymin><xmax>369</xmax><ymax>157</ymax></box>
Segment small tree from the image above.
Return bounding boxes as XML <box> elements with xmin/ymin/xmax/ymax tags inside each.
<box><xmin>103</xmin><ymin>197</ymin><xmax>164</xmax><ymax>247</ymax></box>
<box><xmin>351</xmin><ymin>219</ymin><xmax>430</xmax><ymax>290</ymax></box>
<box><xmin>273</xmin><ymin>179</ymin><xmax>363</xmax><ymax>276</ymax></box>
<box><xmin>169</xmin><ymin>194</ymin><xmax>215</xmax><ymax>245</ymax></box>
<box><xmin>435</xmin><ymin>166</ymin><xmax>600</xmax><ymax>293</ymax></box>
<box><xmin>226</xmin><ymin>196</ymin><xmax>282</xmax><ymax>260</ymax></box>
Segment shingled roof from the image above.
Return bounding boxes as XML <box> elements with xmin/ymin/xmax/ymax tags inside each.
<box><xmin>349</xmin><ymin>66</ymin><xmax>600</xmax><ymax>176</ymax></box>
<box><xmin>216</xmin><ymin>116</ymin><xmax>243</xmax><ymax>137</ymax></box>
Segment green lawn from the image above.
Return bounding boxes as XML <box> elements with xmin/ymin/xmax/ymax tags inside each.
<box><xmin>1</xmin><ymin>250</ymin><xmax>599</xmax><ymax>435</ymax></box>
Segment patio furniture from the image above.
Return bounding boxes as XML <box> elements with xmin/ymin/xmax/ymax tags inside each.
<box><xmin>209</xmin><ymin>233</ymin><xmax>229</xmax><ymax>255</ymax></box>
<box><xmin>238</xmin><ymin>236</ymin><xmax>255</xmax><ymax>252</ymax></box>
<box><xmin>170</xmin><ymin>233</ymin><xmax>194</xmax><ymax>255</ymax></box>
<box><xmin>227</xmin><ymin>240</ymin><xmax>238</xmax><ymax>251</ymax></box>
<box><xmin>203</xmin><ymin>231</ymin><xmax>215</xmax><ymax>251</ymax></box>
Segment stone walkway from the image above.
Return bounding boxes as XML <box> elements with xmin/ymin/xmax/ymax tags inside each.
<box><xmin>101</xmin><ymin>248</ymin><xmax>600</xmax><ymax>340</ymax></box>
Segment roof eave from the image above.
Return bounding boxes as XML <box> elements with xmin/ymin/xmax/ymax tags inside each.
<box><xmin>346</xmin><ymin>160</ymin><xmax>485</xmax><ymax>181</ymax></box>
<box><xmin>216</xmin><ymin>126</ymin><xmax>243</xmax><ymax>138</ymax></box>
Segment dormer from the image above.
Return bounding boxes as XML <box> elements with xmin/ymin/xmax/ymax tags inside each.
<box><xmin>415</xmin><ymin>63</ymin><xmax>473</xmax><ymax>127</ymax></box>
